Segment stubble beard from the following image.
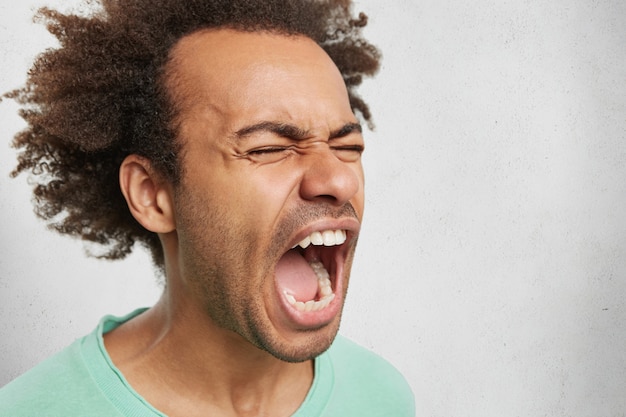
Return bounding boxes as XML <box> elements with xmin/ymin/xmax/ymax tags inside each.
<box><xmin>175</xmin><ymin>189</ymin><xmax>359</xmax><ymax>362</ymax></box>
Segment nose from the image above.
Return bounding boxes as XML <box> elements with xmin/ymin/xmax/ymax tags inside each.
<box><xmin>298</xmin><ymin>147</ymin><xmax>362</xmax><ymax>206</ymax></box>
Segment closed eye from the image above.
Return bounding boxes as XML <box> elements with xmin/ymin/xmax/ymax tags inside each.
<box><xmin>244</xmin><ymin>146</ymin><xmax>295</xmax><ymax>163</ymax></box>
<box><xmin>331</xmin><ymin>144</ymin><xmax>365</xmax><ymax>162</ymax></box>
<box><xmin>248</xmin><ymin>146</ymin><xmax>291</xmax><ymax>155</ymax></box>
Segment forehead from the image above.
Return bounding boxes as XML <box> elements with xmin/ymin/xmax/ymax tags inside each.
<box><xmin>165</xmin><ymin>28</ymin><xmax>354</xmax><ymax>134</ymax></box>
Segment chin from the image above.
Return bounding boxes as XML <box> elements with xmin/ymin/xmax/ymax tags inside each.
<box><xmin>253</xmin><ymin>316</ymin><xmax>343</xmax><ymax>363</ymax></box>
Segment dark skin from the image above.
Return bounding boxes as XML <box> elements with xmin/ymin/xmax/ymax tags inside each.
<box><xmin>106</xmin><ymin>29</ymin><xmax>365</xmax><ymax>417</ymax></box>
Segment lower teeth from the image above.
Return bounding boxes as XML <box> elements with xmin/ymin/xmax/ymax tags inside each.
<box><xmin>284</xmin><ymin>261</ymin><xmax>335</xmax><ymax>312</ymax></box>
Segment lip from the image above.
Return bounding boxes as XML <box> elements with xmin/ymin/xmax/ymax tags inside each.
<box><xmin>274</xmin><ymin>217</ymin><xmax>360</xmax><ymax>329</ymax></box>
<box><xmin>287</xmin><ymin>217</ymin><xmax>361</xmax><ymax>250</ymax></box>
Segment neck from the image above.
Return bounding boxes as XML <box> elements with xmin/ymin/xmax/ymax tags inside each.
<box><xmin>104</xmin><ymin>286</ymin><xmax>313</xmax><ymax>417</ymax></box>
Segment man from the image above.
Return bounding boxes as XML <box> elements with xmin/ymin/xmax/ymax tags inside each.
<box><xmin>0</xmin><ymin>0</ymin><xmax>414</xmax><ymax>416</ymax></box>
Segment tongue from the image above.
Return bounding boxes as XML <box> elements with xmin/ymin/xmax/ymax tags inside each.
<box><xmin>275</xmin><ymin>250</ymin><xmax>319</xmax><ymax>302</ymax></box>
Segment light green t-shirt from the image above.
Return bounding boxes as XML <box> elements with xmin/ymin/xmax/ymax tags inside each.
<box><xmin>0</xmin><ymin>310</ymin><xmax>415</xmax><ymax>416</ymax></box>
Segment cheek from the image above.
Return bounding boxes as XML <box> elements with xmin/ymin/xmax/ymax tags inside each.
<box><xmin>243</xmin><ymin>166</ymin><xmax>301</xmax><ymax>215</ymax></box>
<box><xmin>352</xmin><ymin>164</ymin><xmax>366</xmax><ymax>215</ymax></box>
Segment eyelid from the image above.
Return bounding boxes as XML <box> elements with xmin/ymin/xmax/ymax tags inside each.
<box><xmin>247</xmin><ymin>145</ymin><xmax>293</xmax><ymax>154</ymax></box>
<box><xmin>330</xmin><ymin>144</ymin><xmax>365</xmax><ymax>152</ymax></box>
<box><xmin>330</xmin><ymin>144</ymin><xmax>364</xmax><ymax>163</ymax></box>
<box><xmin>241</xmin><ymin>145</ymin><xmax>295</xmax><ymax>164</ymax></box>
<box><xmin>241</xmin><ymin>140</ymin><xmax>364</xmax><ymax>163</ymax></box>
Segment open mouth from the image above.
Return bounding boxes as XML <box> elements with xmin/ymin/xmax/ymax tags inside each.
<box><xmin>275</xmin><ymin>229</ymin><xmax>347</xmax><ymax>314</ymax></box>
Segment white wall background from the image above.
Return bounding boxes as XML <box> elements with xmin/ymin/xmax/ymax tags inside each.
<box><xmin>1</xmin><ymin>1</ymin><xmax>625</xmax><ymax>416</ymax></box>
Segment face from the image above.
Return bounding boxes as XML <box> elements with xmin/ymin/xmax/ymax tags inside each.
<box><xmin>167</xmin><ymin>29</ymin><xmax>365</xmax><ymax>362</ymax></box>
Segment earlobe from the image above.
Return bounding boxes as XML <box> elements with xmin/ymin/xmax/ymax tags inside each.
<box><xmin>119</xmin><ymin>155</ymin><xmax>176</xmax><ymax>233</ymax></box>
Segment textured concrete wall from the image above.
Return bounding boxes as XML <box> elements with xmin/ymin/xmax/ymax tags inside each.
<box><xmin>1</xmin><ymin>0</ymin><xmax>625</xmax><ymax>415</ymax></box>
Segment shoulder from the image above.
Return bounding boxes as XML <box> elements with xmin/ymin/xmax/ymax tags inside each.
<box><xmin>0</xmin><ymin>336</ymin><xmax>120</xmax><ymax>417</ymax></box>
<box><xmin>324</xmin><ymin>335</ymin><xmax>415</xmax><ymax>416</ymax></box>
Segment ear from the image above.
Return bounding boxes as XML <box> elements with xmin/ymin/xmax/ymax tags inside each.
<box><xmin>119</xmin><ymin>155</ymin><xmax>176</xmax><ymax>233</ymax></box>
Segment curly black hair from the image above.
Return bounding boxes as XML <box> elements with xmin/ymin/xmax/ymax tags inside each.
<box><xmin>6</xmin><ymin>0</ymin><xmax>381</xmax><ymax>268</ymax></box>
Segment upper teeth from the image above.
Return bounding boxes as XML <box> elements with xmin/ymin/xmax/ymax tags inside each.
<box><xmin>295</xmin><ymin>229</ymin><xmax>347</xmax><ymax>249</ymax></box>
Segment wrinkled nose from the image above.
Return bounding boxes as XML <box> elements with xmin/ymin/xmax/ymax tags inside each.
<box><xmin>299</xmin><ymin>147</ymin><xmax>362</xmax><ymax>206</ymax></box>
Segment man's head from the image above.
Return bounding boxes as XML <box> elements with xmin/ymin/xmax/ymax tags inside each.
<box><xmin>120</xmin><ymin>29</ymin><xmax>365</xmax><ymax>360</ymax></box>
<box><xmin>9</xmin><ymin>0</ymin><xmax>380</xmax><ymax>360</ymax></box>
<box><xmin>9</xmin><ymin>0</ymin><xmax>380</xmax><ymax>267</ymax></box>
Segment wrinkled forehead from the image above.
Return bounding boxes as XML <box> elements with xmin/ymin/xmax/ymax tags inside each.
<box><xmin>161</xmin><ymin>28</ymin><xmax>352</xmax><ymax>132</ymax></box>
<box><xmin>165</xmin><ymin>30</ymin><xmax>345</xmax><ymax>105</ymax></box>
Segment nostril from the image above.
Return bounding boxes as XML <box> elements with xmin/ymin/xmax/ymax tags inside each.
<box><xmin>315</xmin><ymin>195</ymin><xmax>340</xmax><ymax>205</ymax></box>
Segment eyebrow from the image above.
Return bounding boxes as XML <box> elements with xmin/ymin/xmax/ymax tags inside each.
<box><xmin>232</xmin><ymin>121</ymin><xmax>362</xmax><ymax>141</ymax></box>
<box><xmin>330</xmin><ymin>122</ymin><xmax>362</xmax><ymax>139</ymax></box>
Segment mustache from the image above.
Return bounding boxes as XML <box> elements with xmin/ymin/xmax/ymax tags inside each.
<box><xmin>273</xmin><ymin>202</ymin><xmax>359</xmax><ymax>249</ymax></box>
<box><xmin>292</xmin><ymin>202</ymin><xmax>358</xmax><ymax>225</ymax></box>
